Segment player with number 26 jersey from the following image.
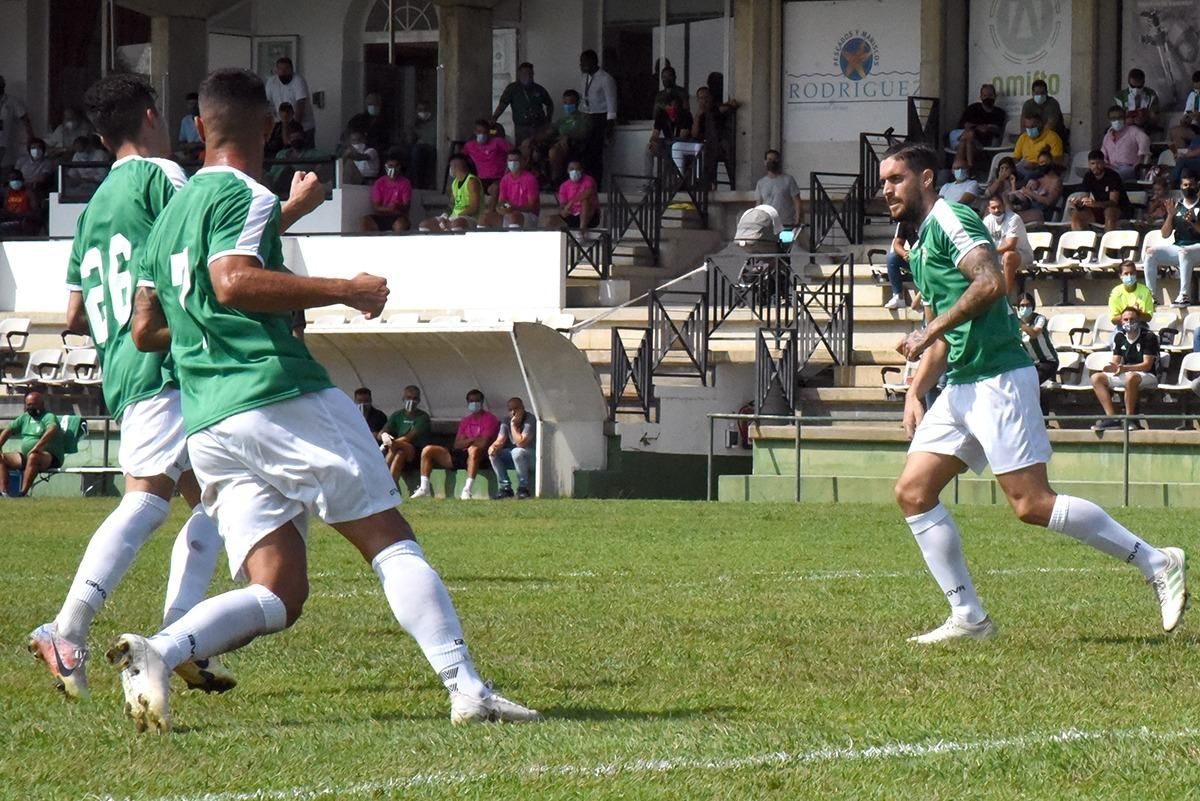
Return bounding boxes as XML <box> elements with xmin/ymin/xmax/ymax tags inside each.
<box><xmin>64</xmin><ymin>156</ymin><xmax>186</xmax><ymax>420</ymax></box>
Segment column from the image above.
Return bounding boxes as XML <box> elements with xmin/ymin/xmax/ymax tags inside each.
<box><xmin>436</xmin><ymin>0</ymin><xmax>497</xmax><ymax>181</ymax></box>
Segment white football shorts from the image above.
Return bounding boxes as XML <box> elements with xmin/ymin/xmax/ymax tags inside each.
<box><xmin>118</xmin><ymin>387</ymin><xmax>190</xmax><ymax>482</ymax></box>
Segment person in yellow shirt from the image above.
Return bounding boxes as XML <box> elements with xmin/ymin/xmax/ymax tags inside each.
<box><xmin>1108</xmin><ymin>259</ymin><xmax>1155</xmax><ymax>324</ymax></box>
<box><xmin>1011</xmin><ymin>110</ymin><xmax>1064</xmax><ymax>180</ymax></box>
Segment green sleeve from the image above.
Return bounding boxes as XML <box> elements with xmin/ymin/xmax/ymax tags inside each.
<box><xmin>65</xmin><ymin>214</ymin><xmax>87</xmax><ymax>288</ymax></box>
<box><xmin>383</xmin><ymin>412</ymin><xmax>402</xmax><ymax>436</ymax></box>
<box><xmin>208</xmin><ymin>186</ymin><xmax>282</xmax><ymax>267</ymax></box>
<box><xmin>8</xmin><ymin>414</ymin><xmax>24</xmax><ymax>433</ymax></box>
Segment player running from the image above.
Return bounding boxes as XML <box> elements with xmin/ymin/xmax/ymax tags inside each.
<box><xmin>107</xmin><ymin>68</ymin><xmax>538</xmax><ymax>733</ymax></box>
<box><xmin>881</xmin><ymin>142</ymin><xmax>1188</xmax><ymax>644</ymax></box>
<box><xmin>28</xmin><ymin>74</ymin><xmax>322</xmax><ymax>698</ymax></box>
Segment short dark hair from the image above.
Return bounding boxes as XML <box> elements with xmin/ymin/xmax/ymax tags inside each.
<box><xmin>354</xmin><ymin>387</ymin><xmax>372</xmax><ymax>397</ymax></box>
<box><xmin>1087</xmin><ymin>149</ymin><xmax>1104</xmax><ymax>161</ymax></box>
<box><xmin>882</xmin><ymin>141</ymin><xmax>940</xmax><ymax>177</ymax></box>
<box><xmin>1030</xmin><ymin>79</ymin><xmax>1047</xmax><ymax>92</ymax></box>
<box><xmin>1107</xmin><ymin>104</ymin><xmax>1124</xmax><ymax>116</ymax></box>
<box><xmin>448</xmin><ymin>153</ymin><xmax>474</xmax><ymax>173</ymax></box>
<box><xmin>1017</xmin><ymin>292</ymin><xmax>1035</xmax><ymax>307</ymax></box>
<box><xmin>276</xmin><ymin>57</ymin><xmax>294</xmax><ymax>69</ymax></box>
<box><xmin>581</xmin><ymin>49</ymin><xmax>598</xmax><ymax>63</ymax></box>
<box><xmin>474</xmin><ymin>117</ymin><xmax>490</xmax><ymax>129</ymax></box>
<box><xmin>1181</xmin><ymin>169</ymin><xmax>1198</xmax><ymax>183</ymax></box>
<box><xmin>987</xmin><ymin>193</ymin><xmax>1006</xmax><ymax>206</ymax></box>
<box><xmin>466</xmin><ymin>388</ymin><xmax>485</xmax><ymax>401</ymax></box>
<box><xmin>83</xmin><ymin>74</ymin><xmax>158</xmax><ymax>149</ymax></box>
<box><xmin>28</xmin><ymin>137</ymin><xmax>45</xmax><ymax>149</ymax></box>
<box><xmin>199</xmin><ymin>68</ymin><xmax>271</xmax><ymax>147</ymax></box>
<box><xmin>1119</xmin><ymin>260</ymin><xmax>1137</xmax><ymax>273</ymax></box>
<box><xmin>518</xmin><ymin>62</ymin><xmax>533</xmax><ymax>72</ymax></box>
<box><xmin>1128</xmin><ymin>68</ymin><xmax>1145</xmax><ymax>82</ymax></box>
<box><xmin>562</xmin><ymin>89</ymin><xmax>580</xmax><ymax>102</ymax></box>
<box><xmin>507</xmin><ymin>148</ymin><xmax>521</xmax><ymax>158</ymax></box>
<box><xmin>384</xmin><ymin>147</ymin><xmax>404</xmax><ymax>163</ymax></box>
<box><xmin>764</xmin><ymin>148</ymin><xmax>780</xmax><ymax>160</ymax></box>
<box><xmin>185</xmin><ymin>92</ymin><xmax>198</xmax><ymax>101</ymax></box>
<box><xmin>278</xmin><ymin>101</ymin><xmax>294</xmax><ymax>113</ymax></box>
<box><xmin>1023</xmin><ymin>110</ymin><xmax>1044</xmax><ymax>123</ymax></box>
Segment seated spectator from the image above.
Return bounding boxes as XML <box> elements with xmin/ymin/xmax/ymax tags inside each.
<box><xmin>345</xmin><ymin>92</ymin><xmax>390</xmax><ymax>153</ymax></box>
<box><xmin>938</xmin><ymin>158</ymin><xmax>981</xmax><ymax>206</ymax></box>
<box><xmin>688</xmin><ymin>86</ymin><xmax>727</xmax><ymax>187</ymax></box>
<box><xmin>1015</xmin><ymin>293</ymin><xmax>1059</xmax><ymax>384</ymax></box>
<box><xmin>950</xmin><ymin>83</ymin><xmax>1006</xmax><ymax>167</ymax></box>
<box><xmin>554</xmin><ymin>160</ymin><xmax>599</xmax><ymax>233</ymax></box>
<box><xmin>1108</xmin><ymin>259</ymin><xmax>1154</xmax><ymax>324</ymax></box>
<box><xmin>1011</xmin><ymin>111</ymin><xmax>1064</xmax><ymax>180</ymax></box>
<box><xmin>14</xmin><ymin>138</ymin><xmax>54</xmax><ymax>193</ymax></box>
<box><xmin>176</xmin><ymin>92</ymin><xmax>203</xmax><ymax>159</ymax></box>
<box><xmin>654</xmin><ymin>64</ymin><xmax>689</xmax><ymax>113</ymax></box>
<box><xmin>1170</xmin><ymin>71</ymin><xmax>1200</xmax><ymax>153</ymax></box>
<box><xmin>382</xmin><ymin>385</ymin><xmax>430</xmax><ymax>483</ymax></box>
<box><xmin>1071</xmin><ymin>150</ymin><xmax>1129</xmax><ymax>232</ymax></box>
<box><xmin>492</xmin><ymin>63</ymin><xmax>553</xmax><ymax>151</ymax></box>
<box><xmin>1091</xmin><ymin>306</ymin><xmax>1159</xmax><ymax>431</ymax></box>
<box><xmin>269</xmin><ymin>122</ymin><xmax>331</xmax><ymax>193</ymax></box>
<box><xmin>363</xmin><ymin>149</ymin><xmax>412</xmax><ymax>233</ymax></box>
<box><xmin>648</xmin><ymin>95</ymin><xmax>692</xmax><ymax>165</ymax></box>
<box><xmin>412</xmin><ymin>388</ymin><xmax>500</xmax><ymax>500</ymax></box>
<box><xmin>1175</xmin><ymin>129</ymin><xmax>1200</xmax><ymax>185</ymax></box>
<box><xmin>755</xmin><ymin>149</ymin><xmax>802</xmax><ymax>232</ymax></box>
<box><xmin>488</xmin><ymin>397</ymin><xmax>536</xmax><ymax>499</ymax></box>
<box><xmin>1008</xmin><ymin>151</ymin><xmax>1063</xmax><ymax>224</ymax></box>
<box><xmin>45</xmin><ymin>106</ymin><xmax>93</xmax><ymax>156</ymax></box>
<box><xmin>266</xmin><ymin>56</ymin><xmax>313</xmax><ymax>146</ymax></box>
<box><xmin>1114</xmin><ymin>68</ymin><xmax>1159</xmax><ymax>136</ymax></box>
<box><xmin>1</xmin><ymin>168</ymin><xmax>41</xmax><ymax>236</ymax></box>
<box><xmin>983</xmin><ymin>194</ymin><xmax>1034</xmax><ymax>293</ymax></box>
<box><xmin>1143</xmin><ymin>170</ymin><xmax>1200</xmax><ymax>307</ymax></box>
<box><xmin>1144</xmin><ymin>175</ymin><xmax>1173</xmax><ymax>226</ymax></box>
<box><xmin>883</xmin><ymin>221</ymin><xmax>917</xmax><ymax>310</ymax></box>
<box><xmin>64</xmin><ymin>134</ymin><xmax>111</xmax><ymax>196</ymax></box>
<box><xmin>547</xmin><ymin>90</ymin><xmax>592</xmax><ymax>184</ymax></box>
<box><xmin>418</xmin><ymin>153</ymin><xmax>482</xmax><ymax>232</ymax></box>
<box><xmin>0</xmin><ymin>392</ymin><xmax>63</xmax><ymax>497</ymax></box>
<box><xmin>986</xmin><ymin>156</ymin><xmax>1019</xmax><ymax>200</ymax></box>
<box><xmin>1100</xmin><ymin>105</ymin><xmax>1150</xmax><ymax>181</ymax></box>
<box><xmin>463</xmin><ymin>118</ymin><xmax>511</xmax><ymax>208</ymax></box>
<box><xmin>340</xmin><ymin>129</ymin><xmax>380</xmax><ymax>185</ymax></box>
<box><xmin>265</xmin><ymin>101</ymin><xmax>296</xmax><ymax>157</ymax></box>
<box><xmin>1020</xmin><ymin>79</ymin><xmax>1065</xmax><ymax>140</ymax></box>
<box><xmin>353</xmin><ymin>387</ymin><xmax>388</xmax><ymax>442</ymax></box>
<box><xmin>481</xmin><ymin>150</ymin><xmax>540</xmax><ymax>229</ymax></box>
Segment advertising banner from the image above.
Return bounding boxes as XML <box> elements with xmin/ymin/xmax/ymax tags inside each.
<box><xmin>969</xmin><ymin>0</ymin><xmax>1073</xmax><ymax>118</ymax></box>
<box><xmin>1122</xmin><ymin>1</ymin><xmax>1200</xmax><ymax>111</ymax></box>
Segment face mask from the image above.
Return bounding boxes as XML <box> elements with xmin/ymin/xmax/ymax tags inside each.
<box><xmin>1018</xmin><ymin>306</ymin><xmax>1033</xmax><ymax>320</ymax></box>
<box><xmin>1025</xmin><ymin>127</ymin><xmax>1040</xmax><ymax>138</ymax></box>
<box><xmin>507</xmin><ymin>160</ymin><xmax>520</xmax><ymax>173</ymax></box>
<box><xmin>475</xmin><ymin>133</ymin><xmax>487</xmax><ymax>144</ymax></box>
<box><xmin>280</xmin><ymin>74</ymin><xmax>293</xmax><ymax>85</ymax></box>
<box><xmin>1125</xmin><ymin>322</ymin><xmax>1143</xmax><ymax>337</ymax></box>
<box><xmin>981</xmin><ymin>98</ymin><xmax>995</xmax><ymax>108</ymax></box>
<box><xmin>26</xmin><ymin>407</ymin><xmax>43</xmax><ymax>418</ymax></box>
<box><xmin>467</xmin><ymin>401</ymin><xmax>483</xmax><ymax>414</ymax></box>
<box><xmin>1122</xmin><ymin>275</ymin><xmax>1137</xmax><ymax>288</ymax></box>
<box><xmin>385</xmin><ymin>166</ymin><xmax>397</xmax><ymax>179</ymax></box>
<box><xmin>8</xmin><ymin>180</ymin><xmax>22</xmax><ymax>191</ymax></box>
<box><xmin>416</xmin><ymin>111</ymin><xmax>432</xmax><ymax>122</ymax></box>
<box><xmin>403</xmin><ymin>399</ymin><xmax>417</xmax><ymax>412</ymax></box>
<box><xmin>352</xmin><ymin>142</ymin><xmax>366</xmax><ymax>153</ymax></box>
<box><xmin>1033</xmin><ymin>93</ymin><xmax>1046</xmax><ymax>105</ymax></box>
<box><xmin>30</xmin><ymin>148</ymin><xmax>43</xmax><ymax>159</ymax></box>
<box><xmin>357</xmin><ymin>402</ymin><xmax>371</xmax><ymax>413</ymax></box>
<box><xmin>568</xmin><ymin>169</ymin><xmax>582</xmax><ymax>182</ymax></box>
<box><xmin>765</xmin><ymin>159</ymin><xmax>781</xmax><ymax>172</ymax></box>
<box><xmin>1130</xmin><ymin>86</ymin><xmax>1141</xmax><ymax>95</ymax></box>
<box><xmin>954</xmin><ymin>168</ymin><xmax>968</xmax><ymax>181</ymax></box>
<box><xmin>987</xmin><ymin>211</ymin><xmax>1003</xmax><ymax>222</ymax></box>
<box><xmin>1182</xmin><ymin>187</ymin><xmax>1198</xmax><ymax>201</ymax></box>
<box><xmin>367</xmin><ymin>104</ymin><xmax>379</xmax><ymax>115</ymax></box>
<box><xmin>1110</xmin><ymin>120</ymin><xmax>1124</xmax><ymax>132</ymax></box>
<box><xmin>563</xmin><ymin>103</ymin><xmax>577</xmax><ymax>115</ymax></box>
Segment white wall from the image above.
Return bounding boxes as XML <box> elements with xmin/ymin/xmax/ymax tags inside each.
<box><xmin>522</xmin><ymin>0</ymin><xmax>584</xmax><ymax>100</ymax></box>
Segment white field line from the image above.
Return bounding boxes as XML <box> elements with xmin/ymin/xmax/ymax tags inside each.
<box><xmin>90</xmin><ymin>725</ymin><xmax>1200</xmax><ymax>801</ymax></box>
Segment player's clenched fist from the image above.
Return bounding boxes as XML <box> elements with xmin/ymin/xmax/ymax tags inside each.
<box><xmin>344</xmin><ymin>273</ymin><xmax>389</xmax><ymax>318</ymax></box>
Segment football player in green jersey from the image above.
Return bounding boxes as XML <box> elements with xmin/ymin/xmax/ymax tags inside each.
<box><xmin>28</xmin><ymin>74</ymin><xmax>324</xmax><ymax>701</ymax></box>
<box><xmin>880</xmin><ymin>142</ymin><xmax>1187</xmax><ymax>644</ymax></box>
<box><xmin>107</xmin><ymin>68</ymin><xmax>537</xmax><ymax>733</ymax></box>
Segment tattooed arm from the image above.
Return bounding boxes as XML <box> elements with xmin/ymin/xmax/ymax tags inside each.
<box><xmin>899</xmin><ymin>244</ymin><xmax>1006</xmax><ymax>360</ymax></box>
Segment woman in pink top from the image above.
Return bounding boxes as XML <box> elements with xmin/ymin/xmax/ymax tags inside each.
<box><xmin>481</xmin><ymin>150</ymin><xmax>542</xmax><ymax>228</ymax></box>
<box><xmin>556</xmin><ymin>160</ymin><xmax>599</xmax><ymax>233</ymax></box>
<box><xmin>362</xmin><ymin>149</ymin><xmax>413</xmax><ymax>232</ymax></box>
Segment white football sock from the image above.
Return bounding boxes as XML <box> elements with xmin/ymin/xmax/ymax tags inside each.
<box><xmin>1047</xmin><ymin>494</ymin><xmax>1168</xmax><ymax>579</ymax></box>
<box><xmin>55</xmin><ymin>491</ymin><xmax>171</xmax><ymax>643</ymax></box>
<box><xmin>371</xmin><ymin>539</ymin><xmax>488</xmax><ymax>698</ymax></box>
<box><xmin>162</xmin><ymin>505</ymin><xmax>223</xmax><ymax>627</ymax></box>
<box><xmin>906</xmin><ymin>503</ymin><xmax>988</xmax><ymax>624</ymax></box>
<box><xmin>149</xmin><ymin>584</ymin><xmax>286</xmax><ymax>671</ymax></box>
<box><xmin>462</xmin><ymin>477</ymin><xmax>474</xmax><ymax>494</ymax></box>
<box><xmin>419</xmin><ymin>475</ymin><xmax>431</xmax><ymax>491</ymax></box>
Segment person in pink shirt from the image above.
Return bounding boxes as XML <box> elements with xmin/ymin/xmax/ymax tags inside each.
<box><xmin>1101</xmin><ymin>105</ymin><xmax>1151</xmax><ymax>181</ymax></box>
<box><xmin>481</xmin><ymin>150</ymin><xmax>541</xmax><ymax>228</ymax></box>
<box><xmin>412</xmin><ymin>389</ymin><xmax>500</xmax><ymax>500</ymax></box>
<box><xmin>362</xmin><ymin>149</ymin><xmax>412</xmax><ymax>232</ymax></box>
<box><xmin>463</xmin><ymin>118</ymin><xmax>511</xmax><ymax>211</ymax></box>
<box><xmin>554</xmin><ymin>160</ymin><xmax>599</xmax><ymax>233</ymax></box>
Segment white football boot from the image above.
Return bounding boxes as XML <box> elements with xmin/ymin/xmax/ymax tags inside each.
<box><xmin>27</xmin><ymin>622</ymin><xmax>89</xmax><ymax>699</ymax></box>
<box><xmin>908</xmin><ymin>615</ymin><xmax>998</xmax><ymax>644</ymax></box>
<box><xmin>1150</xmin><ymin>547</ymin><xmax>1189</xmax><ymax>632</ymax></box>
<box><xmin>450</xmin><ymin>688</ymin><xmax>541</xmax><ymax>724</ymax></box>
<box><xmin>174</xmin><ymin>655</ymin><xmax>237</xmax><ymax>694</ymax></box>
<box><xmin>107</xmin><ymin>633</ymin><xmax>173</xmax><ymax>733</ymax></box>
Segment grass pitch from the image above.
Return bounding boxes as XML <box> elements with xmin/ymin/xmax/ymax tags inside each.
<box><xmin>3</xmin><ymin>498</ymin><xmax>1200</xmax><ymax>800</ymax></box>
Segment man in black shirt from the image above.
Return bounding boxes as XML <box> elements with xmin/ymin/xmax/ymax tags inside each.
<box><xmin>952</xmin><ymin>83</ymin><xmax>1007</xmax><ymax>167</ymax></box>
<box><xmin>1091</xmin><ymin>307</ymin><xmax>1159</xmax><ymax>430</ymax></box>
<box><xmin>1071</xmin><ymin>150</ymin><xmax>1129</xmax><ymax>231</ymax></box>
<box><xmin>353</xmin><ymin>387</ymin><xmax>389</xmax><ymax>442</ymax></box>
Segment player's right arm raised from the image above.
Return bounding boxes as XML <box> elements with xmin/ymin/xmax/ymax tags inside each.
<box><xmin>208</xmin><ymin>256</ymin><xmax>389</xmax><ymax>318</ymax></box>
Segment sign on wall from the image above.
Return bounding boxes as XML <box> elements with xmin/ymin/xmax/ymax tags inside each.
<box><xmin>969</xmin><ymin>0</ymin><xmax>1072</xmax><ymax>117</ymax></box>
<box><xmin>783</xmin><ymin>0</ymin><xmax>922</xmax><ymax>144</ymax></box>
<box><xmin>1122</xmin><ymin>1</ymin><xmax>1200</xmax><ymax>112</ymax></box>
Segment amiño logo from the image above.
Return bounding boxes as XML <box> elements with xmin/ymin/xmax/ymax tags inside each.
<box><xmin>986</xmin><ymin>0</ymin><xmax>1064</xmax><ymax>65</ymax></box>
<box><xmin>838</xmin><ymin>31</ymin><xmax>878</xmax><ymax>80</ymax></box>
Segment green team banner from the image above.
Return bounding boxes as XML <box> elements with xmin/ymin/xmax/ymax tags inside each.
<box><xmin>969</xmin><ymin>0</ymin><xmax>1073</xmax><ymax>118</ymax></box>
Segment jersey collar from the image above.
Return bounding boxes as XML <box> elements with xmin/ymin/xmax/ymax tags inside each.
<box><xmin>109</xmin><ymin>154</ymin><xmax>145</xmax><ymax>170</ymax></box>
<box><xmin>916</xmin><ymin>197</ymin><xmax>947</xmax><ymax>239</ymax></box>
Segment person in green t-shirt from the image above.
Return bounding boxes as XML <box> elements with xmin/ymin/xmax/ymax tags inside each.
<box><xmin>116</xmin><ymin>68</ymin><xmax>536</xmax><ymax>734</ymax></box>
<box><xmin>0</xmin><ymin>392</ymin><xmax>63</xmax><ymax>497</ymax></box>
<box><xmin>880</xmin><ymin>141</ymin><xmax>1187</xmax><ymax>646</ymax></box>
<box><xmin>381</xmin><ymin>384</ymin><xmax>431</xmax><ymax>482</ymax></box>
<box><xmin>547</xmin><ymin>89</ymin><xmax>592</xmax><ymax>185</ymax></box>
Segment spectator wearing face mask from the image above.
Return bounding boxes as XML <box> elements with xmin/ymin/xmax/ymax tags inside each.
<box><xmin>983</xmin><ymin>195</ymin><xmax>1034</xmax><ymax>294</ymax></box>
<box><xmin>1100</xmin><ymin>105</ymin><xmax>1150</xmax><ymax>181</ymax></box>
<box><xmin>1091</xmin><ymin>307</ymin><xmax>1159</xmax><ymax>431</ymax></box>
<box><xmin>547</xmin><ymin>90</ymin><xmax>592</xmax><ymax>185</ymax></box>
<box><xmin>46</xmin><ymin>106</ymin><xmax>93</xmax><ymax>157</ymax></box>
<box><xmin>492</xmin><ymin>63</ymin><xmax>553</xmax><ymax>152</ymax></box>
<box><xmin>0</xmin><ymin>75</ymin><xmax>35</xmax><ymax>170</ymax></box>
<box><xmin>269</xmin><ymin>122</ymin><xmax>327</xmax><ymax>194</ymax></box>
<box><xmin>418</xmin><ymin>153</ymin><xmax>481</xmax><ymax>232</ymax></box>
<box><xmin>648</xmin><ymin>96</ymin><xmax>692</xmax><ymax>165</ymax></box>
<box><xmin>1143</xmin><ymin>169</ymin><xmax>1200</xmax><ymax>307</ymax></box>
<box><xmin>653</xmin><ymin>65</ymin><xmax>689</xmax><ymax>113</ymax></box>
<box><xmin>1114</xmin><ymin>68</ymin><xmax>1159</xmax><ymax>136</ymax></box>
<box><xmin>363</xmin><ymin>149</ymin><xmax>412</xmax><ymax>233</ymax></box>
<box><xmin>463</xmin><ymin>118</ymin><xmax>511</xmax><ymax>198</ymax></box>
<box><xmin>340</xmin><ymin>130</ymin><xmax>380</xmax><ymax>185</ymax></box>
<box><xmin>1013</xmin><ymin>293</ymin><xmax>1059</xmax><ymax>385</ymax></box>
<box><xmin>950</xmin><ymin>83</ymin><xmax>1006</xmax><ymax>167</ymax></box>
<box><xmin>176</xmin><ymin>92</ymin><xmax>203</xmax><ymax>159</ymax></box>
<box><xmin>265</xmin><ymin>57</ymin><xmax>313</xmax><ymax>146</ymax></box>
<box><xmin>14</xmin><ymin>138</ymin><xmax>54</xmax><ymax>193</ymax></box>
<box><xmin>411</xmin><ymin>389</ymin><xmax>500</xmax><ymax>500</ymax></box>
<box><xmin>381</xmin><ymin>385</ymin><xmax>431</xmax><ymax>483</ymax></box>
<box><xmin>1020</xmin><ymin>79</ymin><xmax>1065</xmax><ymax>139</ymax></box>
<box><xmin>0</xmin><ymin>168</ymin><xmax>40</xmax><ymax>236</ymax></box>
<box><xmin>0</xmin><ymin>392</ymin><xmax>63</xmax><ymax>496</ymax></box>
<box><xmin>1011</xmin><ymin>111</ymin><xmax>1063</xmax><ymax>180</ymax></box>
<box><xmin>986</xmin><ymin>156</ymin><xmax>1019</xmax><ymax>201</ymax></box>
<box><xmin>554</xmin><ymin>160</ymin><xmax>599</xmax><ymax>233</ymax></box>
<box><xmin>1007</xmin><ymin>152</ymin><xmax>1063</xmax><ymax>225</ymax></box>
<box><xmin>481</xmin><ymin>149</ymin><xmax>540</xmax><ymax>229</ymax></box>
<box><xmin>938</xmin><ymin>157</ymin><xmax>982</xmax><ymax>207</ymax></box>
<box><xmin>488</xmin><ymin>397</ymin><xmax>536</xmax><ymax>500</ymax></box>
<box><xmin>353</xmin><ymin>387</ymin><xmax>388</xmax><ymax>442</ymax></box>
<box><xmin>346</xmin><ymin>92</ymin><xmax>390</xmax><ymax>153</ymax></box>
<box><xmin>1071</xmin><ymin>150</ymin><xmax>1130</xmax><ymax>232</ymax></box>
<box><xmin>1108</xmin><ymin>260</ymin><xmax>1154</xmax><ymax>325</ymax></box>
<box><xmin>755</xmin><ymin>149</ymin><xmax>802</xmax><ymax>231</ymax></box>
<box><xmin>266</xmin><ymin>102</ymin><xmax>296</xmax><ymax>157</ymax></box>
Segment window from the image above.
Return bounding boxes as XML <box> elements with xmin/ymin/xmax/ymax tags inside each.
<box><xmin>365</xmin><ymin>0</ymin><xmax>438</xmax><ymax>34</ymax></box>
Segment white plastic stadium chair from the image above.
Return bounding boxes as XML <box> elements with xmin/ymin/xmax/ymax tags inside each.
<box><xmin>1059</xmin><ymin>351</ymin><xmax>1113</xmax><ymax>393</ymax></box>
<box><xmin>1063</xmin><ymin>151</ymin><xmax>1092</xmax><ymax>186</ymax></box>
<box><xmin>0</xmin><ymin>317</ymin><xmax>31</xmax><ymax>357</ymax></box>
<box><xmin>1065</xmin><ymin>316</ymin><xmax>1117</xmax><ymax>355</ymax></box>
<box><xmin>43</xmin><ymin>348</ymin><xmax>100</xmax><ymax>389</ymax></box>
<box><xmin>3</xmin><ymin>348</ymin><xmax>65</xmax><ymax>392</ymax></box>
<box><xmin>1044</xmin><ymin>313</ymin><xmax>1086</xmax><ymax>352</ymax></box>
<box><xmin>1089</xmin><ymin>229</ymin><xmax>1141</xmax><ymax>277</ymax></box>
<box><xmin>1026</xmin><ymin>230</ymin><xmax>1054</xmax><ymax>264</ymax></box>
<box><xmin>1036</xmin><ymin>229</ymin><xmax>1098</xmax><ymax>305</ymax></box>
<box><xmin>1166</xmin><ymin>312</ymin><xmax>1200</xmax><ymax>354</ymax></box>
<box><xmin>1149</xmin><ymin>310</ymin><xmax>1180</xmax><ymax>333</ymax></box>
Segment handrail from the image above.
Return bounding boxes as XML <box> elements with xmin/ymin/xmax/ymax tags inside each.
<box><xmin>609</xmin><ymin>326</ymin><xmax>655</xmax><ymax>421</ymax></box>
<box><xmin>858</xmin><ymin>132</ymin><xmax>899</xmax><ymax>221</ymax></box>
<box><xmin>564</xmin><ymin>228</ymin><xmax>612</xmax><ymax>280</ymax></box>
<box><xmin>796</xmin><ymin>254</ymin><xmax>855</xmax><ymax>366</ymax></box>
<box><xmin>654</xmin><ymin>151</ymin><xmax>709</xmax><ymax>225</ymax></box>
<box><xmin>607</xmin><ymin>173</ymin><xmax>662</xmax><ymax>264</ymax></box>
<box><xmin>568</xmin><ymin>261</ymin><xmax>711</xmax><ymax>336</ymax></box>
<box><xmin>808</xmin><ymin>172</ymin><xmax>863</xmax><ymax>252</ymax></box>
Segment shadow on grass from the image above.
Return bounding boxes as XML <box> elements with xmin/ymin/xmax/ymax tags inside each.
<box><xmin>1077</xmin><ymin>633</ymin><xmax>1200</xmax><ymax>647</ymax></box>
<box><xmin>536</xmin><ymin>704</ymin><xmax>742</xmax><ymax>722</ymax></box>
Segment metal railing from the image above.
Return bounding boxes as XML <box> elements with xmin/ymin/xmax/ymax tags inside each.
<box><xmin>858</xmin><ymin>131</ymin><xmax>900</xmax><ymax>221</ymax></box>
<box><xmin>797</xmin><ymin>254</ymin><xmax>854</xmax><ymax>367</ymax></box>
<box><xmin>808</xmin><ymin>172</ymin><xmax>863</xmax><ymax>252</ymax></box>
<box><xmin>648</xmin><ymin>287</ymin><xmax>709</xmax><ymax>384</ymax></box>
<box><xmin>609</xmin><ymin>326</ymin><xmax>655</xmax><ymax>421</ymax></box>
<box><xmin>565</xmin><ymin>228</ymin><xmax>612</xmax><ymax>279</ymax></box>
<box><xmin>703</xmin><ymin>411</ymin><xmax>1200</xmax><ymax>504</ymax></box>
<box><xmin>654</xmin><ymin>151</ymin><xmax>709</xmax><ymax>226</ymax></box>
<box><xmin>755</xmin><ymin>328</ymin><xmax>798</xmax><ymax>414</ymax></box>
<box><xmin>709</xmin><ymin>254</ymin><xmax>801</xmax><ymax>334</ymax></box>
<box><xmin>607</xmin><ymin>173</ymin><xmax>662</xmax><ymax>264</ymax></box>
<box><xmin>906</xmin><ymin>95</ymin><xmax>941</xmax><ymax>145</ymax></box>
